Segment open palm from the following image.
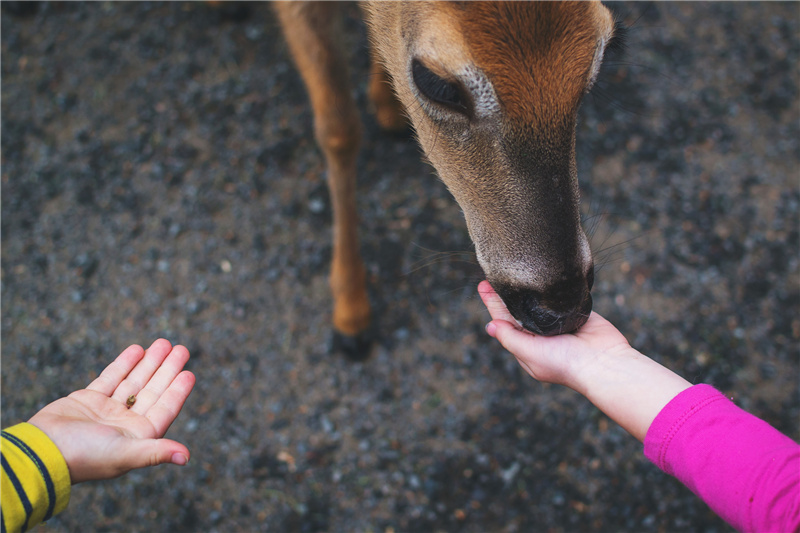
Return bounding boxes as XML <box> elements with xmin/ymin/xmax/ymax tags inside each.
<box><xmin>28</xmin><ymin>339</ymin><xmax>195</xmax><ymax>483</ymax></box>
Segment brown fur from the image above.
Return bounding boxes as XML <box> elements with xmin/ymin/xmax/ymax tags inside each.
<box><xmin>456</xmin><ymin>2</ymin><xmax>607</xmax><ymax>124</ymax></box>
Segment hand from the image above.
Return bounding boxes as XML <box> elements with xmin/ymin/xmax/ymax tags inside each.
<box><xmin>479</xmin><ymin>281</ymin><xmax>691</xmax><ymax>441</ymax></box>
<box><xmin>478</xmin><ymin>280</ymin><xmax>632</xmax><ymax>391</ymax></box>
<box><xmin>28</xmin><ymin>339</ymin><xmax>196</xmax><ymax>484</ymax></box>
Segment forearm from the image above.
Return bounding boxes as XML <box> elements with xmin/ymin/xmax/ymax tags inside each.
<box><xmin>570</xmin><ymin>346</ymin><xmax>692</xmax><ymax>442</ymax></box>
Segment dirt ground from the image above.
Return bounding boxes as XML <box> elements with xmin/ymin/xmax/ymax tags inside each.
<box><xmin>2</xmin><ymin>2</ymin><xmax>798</xmax><ymax>532</ymax></box>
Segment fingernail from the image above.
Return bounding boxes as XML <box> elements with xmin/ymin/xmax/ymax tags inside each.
<box><xmin>485</xmin><ymin>322</ymin><xmax>497</xmax><ymax>338</ymax></box>
<box><xmin>172</xmin><ymin>453</ymin><xmax>188</xmax><ymax>466</ymax></box>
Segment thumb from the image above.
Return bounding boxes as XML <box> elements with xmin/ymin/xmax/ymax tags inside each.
<box><xmin>113</xmin><ymin>438</ymin><xmax>190</xmax><ymax>476</ymax></box>
<box><xmin>71</xmin><ymin>438</ymin><xmax>190</xmax><ymax>483</ymax></box>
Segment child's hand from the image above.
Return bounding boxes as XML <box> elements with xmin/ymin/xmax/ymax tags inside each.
<box><xmin>478</xmin><ymin>280</ymin><xmax>631</xmax><ymax>390</ymax></box>
<box><xmin>28</xmin><ymin>339</ymin><xmax>195</xmax><ymax>484</ymax></box>
<box><xmin>479</xmin><ymin>280</ymin><xmax>691</xmax><ymax>441</ymax></box>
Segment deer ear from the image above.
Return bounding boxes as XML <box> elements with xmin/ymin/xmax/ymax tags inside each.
<box><xmin>411</xmin><ymin>59</ymin><xmax>470</xmax><ymax>116</ymax></box>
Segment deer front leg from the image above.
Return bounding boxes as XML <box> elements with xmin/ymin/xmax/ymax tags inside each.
<box><xmin>368</xmin><ymin>54</ymin><xmax>408</xmax><ymax>133</ymax></box>
<box><xmin>274</xmin><ymin>2</ymin><xmax>371</xmax><ymax>359</ymax></box>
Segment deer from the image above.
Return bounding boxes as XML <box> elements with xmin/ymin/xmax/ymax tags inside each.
<box><xmin>273</xmin><ymin>1</ymin><xmax>626</xmax><ymax>359</ymax></box>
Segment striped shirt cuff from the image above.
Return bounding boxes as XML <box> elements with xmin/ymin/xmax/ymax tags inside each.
<box><xmin>2</xmin><ymin>423</ymin><xmax>71</xmax><ymax>532</ymax></box>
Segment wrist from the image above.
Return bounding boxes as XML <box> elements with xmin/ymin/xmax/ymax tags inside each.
<box><xmin>566</xmin><ymin>342</ymin><xmax>641</xmax><ymax>397</ymax></box>
<box><xmin>569</xmin><ymin>345</ymin><xmax>692</xmax><ymax>442</ymax></box>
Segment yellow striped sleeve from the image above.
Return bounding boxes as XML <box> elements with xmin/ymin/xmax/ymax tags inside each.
<box><xmin>2</xmin><ymin>423</ymin><xmax>71</xmax><ymax>533</ymax></box>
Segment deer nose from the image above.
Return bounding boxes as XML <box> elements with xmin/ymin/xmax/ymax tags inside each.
<box><xmin>492</xmin><ymin>270</ymin><xmax>593</xmax><ymax>336</ymax></box>
<box><xmin>518</xmin><ymin>293</ymin><xmax>592</xmax><ymax>336</ymax></box>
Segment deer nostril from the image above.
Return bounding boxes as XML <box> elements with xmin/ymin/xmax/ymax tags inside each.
<box><xmin>492</xmin><ymin>280</ymin><xmax>593</xmax><ymax>336</ymax></box>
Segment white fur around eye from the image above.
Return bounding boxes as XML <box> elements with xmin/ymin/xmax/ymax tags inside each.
<box><xmin>586</xmin><ymin>37</ymin><xmax>607</xmax><ymax>91</ymax></box>
<box><xmin>459</xmin><ymin>65</ymin><xmax>501</xmax><ymax>118</ymax></box>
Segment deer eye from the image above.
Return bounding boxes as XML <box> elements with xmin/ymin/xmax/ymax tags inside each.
<box><xmin>411</xmin><ymin>59</ymin><xmax>470</xmax><ymax>115</ymax></box>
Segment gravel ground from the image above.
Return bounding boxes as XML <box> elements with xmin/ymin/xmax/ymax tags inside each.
<box><xmin>2</xmin><ymin>2</ymin><xmax>798</xmax><ymax>532</ymax></box>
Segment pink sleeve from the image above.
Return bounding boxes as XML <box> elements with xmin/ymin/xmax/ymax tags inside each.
<box><xmin>644</xmin><ymin>384</ymin><xmax>800</xmax><ymax>532</ymax></box>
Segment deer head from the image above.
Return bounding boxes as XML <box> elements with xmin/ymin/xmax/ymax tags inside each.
<box><xmin>366</xmin><ymin>1</ymin><xmax>622</xmax><ymax>335</ymax></box>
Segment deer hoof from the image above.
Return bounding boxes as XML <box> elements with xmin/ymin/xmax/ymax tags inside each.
<box><xmin>331</xmin><ymin>330</ymin><xmax>373</xmax><ymax>361</ymax></box>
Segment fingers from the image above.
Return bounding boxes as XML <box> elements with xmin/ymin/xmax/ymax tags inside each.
<box><xmin>477</xmin><ymin>281</ymin><xmax>520</xmax><ymax>326</ymax></box>
<box><xmin>86</xmin><ymin>344</ymin><xmax>145</xmax><ymax>395</ymax></box>
<box><xmin>478</xmin><ymin>281</ymin><xmax>557</xmax><ymax>382</ymax></box>
<box><xmin>130</xmin><ymin>344</ymin><xmax>191</xmax><ymax>414</ymax></box>
<box><xmin>143</xmin><ymin>370</ymin><xmax>196</xmax><ymax>437</ymax></box>
<box><xmin>478</xmin><ymin>280</ymin><xmax>537</xmax><ymax>357</ymax></box>
<box><xmin>111</xmin><ymin>339</ymin><xmax>174</xmax><ymax>404</ymax></box>
<box><xmin>85</xmin><ymin>339</ymin><xmax>194</xmax><ymax>439</ymax></box>
<box><xmin>487</xmin><ymin>318</ymin><xmax>540</xmax><ymax>360</ymax></box>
